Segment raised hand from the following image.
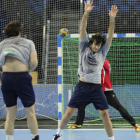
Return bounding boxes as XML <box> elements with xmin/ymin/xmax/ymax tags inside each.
<box><xmin>84</xmin><ymin>0</ymin><xmax>94</xmax><ymax>13</ymax></box>
<box><xmin>109</xmin><ymin>5</ymin><xmax>119</xmax><ymax>19</ymax></box>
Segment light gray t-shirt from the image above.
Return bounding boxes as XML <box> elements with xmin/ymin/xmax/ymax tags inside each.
<box><xmin>78</xmin><ymin>36</ymin><xmax>109</xmax><ymax>84</ymax></box>
<box><xmin>0</xmin><ymin>37</ymin><xmax>36</xmax><ymax>67</ymax></box>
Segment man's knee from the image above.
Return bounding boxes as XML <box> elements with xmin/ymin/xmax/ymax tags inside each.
<box><xmin>99</xmin><ymin>110</ymin><xmax>109</xmax><ymax>119</ymax></box>
<box><xmin>25</xmin><ymin>104</ymin><xmax>35</xmax><ymax>115</ymax></box>
<box><xmin>24</xmin><ymin>105</ymin><xmax>35</xmax><ymax>113</ymax></box>
<box><xmin>6</xmin><ymin>106</ymin><xmax>17</xmax><ymax>121</ymax></box>
<box><xmin>6</xmin><ymin>114</ymin><xmax>16</xmax><ymax>122</ymax></box>
<box><xmin>65</xmin><ymin>107</ymin><xmax>77</xmax><ymax>119</ymax></box>
<box><xmin>25</xmin><ymin>109</ymin><xmax>36</xmax><ymax>119</ymax></box>
<box><xmin>26</xmin><ymin>112</ymin><xmax>36</xmax><ymax>119</ymax></box>
<box><xmin>65</xmin><ymin>111</ymin><xmax>73</xmax><ymax>119</ymax></box>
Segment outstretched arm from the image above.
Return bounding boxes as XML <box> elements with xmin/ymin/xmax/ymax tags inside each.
<box><xmin>80</xmin><ymin>0</ymin><xmax>94</xmax><ymax>41</ymax></box>
<box><xmin>106</xmin><ymin>5</ymin><xmax>119</xmax><ymax>48</ymax></box>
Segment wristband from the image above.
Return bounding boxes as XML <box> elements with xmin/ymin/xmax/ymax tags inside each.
<box><xmin>86</xmin><ymin>0</ymin><xmax>91</xmax><ymax>4</ymax></box>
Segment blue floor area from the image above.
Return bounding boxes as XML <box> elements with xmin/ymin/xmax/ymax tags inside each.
<box><xmin>0</xmin><ymin>129</ymin><xmax>140</xmax><ymax>140</ymax></box>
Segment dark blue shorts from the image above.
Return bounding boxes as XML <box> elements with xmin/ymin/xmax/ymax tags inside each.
<box><xmin>1</xmin><ymin>72</ymin><xmax>35</xmax><ymax>107</ymax></box>
<box><xmin>68</xmin><ymin>81</ymin><xmax>109</xmax><ymax>110</ymax></box>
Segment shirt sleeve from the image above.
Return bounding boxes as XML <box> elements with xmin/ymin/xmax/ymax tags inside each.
<box><xmin>30</xmin><ymin>41</ymin><xmax>36</xmax><ymax>53</ymax></box>
<box><xmin>101</xmin><ymin>43</ymin><xmax>110</xmax><ymax>58</ymax></box>
<box><xmin>80</xmin><ymin>36</ymin><xmax>89</xmax><ymax>51</ymax></box>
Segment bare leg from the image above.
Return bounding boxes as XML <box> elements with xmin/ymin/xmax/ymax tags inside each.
<box><xmin>5</xmin><ymin>105</ymin><xmax>17</xmax><ymax>135</ymax></box>
<box><xmin>24</xmin><ymin>104</ymin><xmax>38</xmax><ymax>134</ymax></box>
<box><xmin>59</xmin><ymin>107</ymin><xmax>78</xmax><ymax>129</ymax></box>
<box><xmin>98</xmin><ymin>109</ymin><xmax>113</xmax><ymax>137</ymax></box>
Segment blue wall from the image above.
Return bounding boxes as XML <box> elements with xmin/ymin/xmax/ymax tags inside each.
<box><xmin>0</xmin><ymin>84</ymin><xmax>140</xmax><ymax>119</ymax></box>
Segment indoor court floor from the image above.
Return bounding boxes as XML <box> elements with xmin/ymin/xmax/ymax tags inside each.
<box><xmin>0</xmin><ymin>129</ymin><xmax>140</xmax><ymax>140</ymax></box>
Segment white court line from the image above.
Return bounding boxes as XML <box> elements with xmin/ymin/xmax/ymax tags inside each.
<box><xmin>0</xmin><ymin>129</ymin><xmax>135</xmax><ymax>131</ymax></box>
<box><xmin>62</xmin><ymin>129</ymin><xmax>136</xmax><ymax>131</ymax></box>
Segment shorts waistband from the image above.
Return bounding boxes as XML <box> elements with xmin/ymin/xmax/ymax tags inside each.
<box><xmin>79</xmin><ymin>80</ymin><xmax>101</xmax><ymax>86</ymax></box>
<box><xmin>3</xmin><ymin>71</ymin><xmax>28</xmax><ymax>75</ymax></box>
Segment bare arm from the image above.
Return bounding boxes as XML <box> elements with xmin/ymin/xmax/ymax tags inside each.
<box><xmin>106</xmin><ymin>17</ymin><xmax>115</xmax><ymax>48</ymax></box>
<box><xmin>80</xmin><ymin>0</ymin><xmax>94</xmax><ymax>41</ymax></box>
<box><xmin>29</xmin><ymin>52</ymin><xmax>38</xmax><ymax>73</ymax></box>
<box><xmin>106</xmin><ymin>5</ymin><xmax>119</xmax><ymax>48</ymax></box>
<box><xmin>80</xmin><ymin>12</ymin><xmax>89</xmax><ymax>41</ymax></box>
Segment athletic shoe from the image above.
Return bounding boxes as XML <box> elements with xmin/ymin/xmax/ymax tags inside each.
<box><xmin>52</xmin><ymin>134</ymin><xmax>61</xmax><ymax>140</ymax></box>
<box><xmin>134</xmin><ymin>124</ymin><xmax>140</xmax><ymax>132</ymax></box>
<box><xmin>32</xmin><ymin>135</ymin><xmax>39</xmax><ymax>140</ymax></box>
<box><xmin>68</xmin><ymin>124</ymin><xmax>82</xmax><ymax>129</ymax></box>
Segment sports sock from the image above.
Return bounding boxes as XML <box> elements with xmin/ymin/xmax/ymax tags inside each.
<box><xmin>109</xmin><ymin>136</ymin><xmax>114</xmax><ymax>140</ymax></box>
<box><xmin>56</xmin><ymin>128</ymin><xmax>63</xmax><ymax>135</ymax></box>
<box><xmin>31</xmin><ymin>134</ymin><xmax>39</xmax><ymax>140</ymax></box>
<box><xmin>6</xmin><ymin>135</ymin><xmax>14</xmax><ymax>140</ymax></box>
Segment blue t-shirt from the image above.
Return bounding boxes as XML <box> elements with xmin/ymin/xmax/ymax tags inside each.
<box><xmin>78</xmin><ymin>36</ymin><xmax>109</xmax><ymax>84</ymax></box>
<box><xmin>0</xmin><ymin>37</ymin><xmax>36</xmax><ymax>67</ymax></box>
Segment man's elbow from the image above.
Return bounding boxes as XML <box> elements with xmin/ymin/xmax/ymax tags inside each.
<box><xmin>34</xmin><ymin>61</ymin><xmax>38</xmax><ymax>67</ymax></box>
<box><xmin>31</xmin><ymin>60</ymin><xmax>38</xmax><ymax>67</ymax></box>
<box><xmin>107</xmin><ymin>34</ymin><xmax>114</xmax><ymax>39</ymax></box>
<box><xmin>80</xmin><ymin>27</ymin><xmax>86</xmax><ymax>32</ymax></box>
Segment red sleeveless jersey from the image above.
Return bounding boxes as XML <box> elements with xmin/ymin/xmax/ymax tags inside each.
<box><xmin>101</xmin><ymin>60</ymin><xmax>113</xmax><ymax>91</ymax></box>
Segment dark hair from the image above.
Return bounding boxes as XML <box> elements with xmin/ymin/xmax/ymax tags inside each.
<box><xmin>4</xmin><ymin>21</ymin><xmax>22</xmax><ymax>38</ymax></box>
<box><xmin>89</xmin><ymin>33</ymin><xmax>106</xmax><ymax>47</ymax></box>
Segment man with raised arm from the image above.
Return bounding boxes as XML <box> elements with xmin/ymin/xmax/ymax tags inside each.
<box><xmin>52</xmin><ymin>0</ymin><xmax>118</xmax><ymax>140</ymax></box>
<box><xmin>68</xmin><ymin>59</ymin><xmax>140</xmax><ymax>132</ymax></box>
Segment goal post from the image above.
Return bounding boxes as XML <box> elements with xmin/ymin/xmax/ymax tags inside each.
<box><xmin>58</xmin><ymin>33</ymin><xmax>140</xmax><ymax>127</ymax></box>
